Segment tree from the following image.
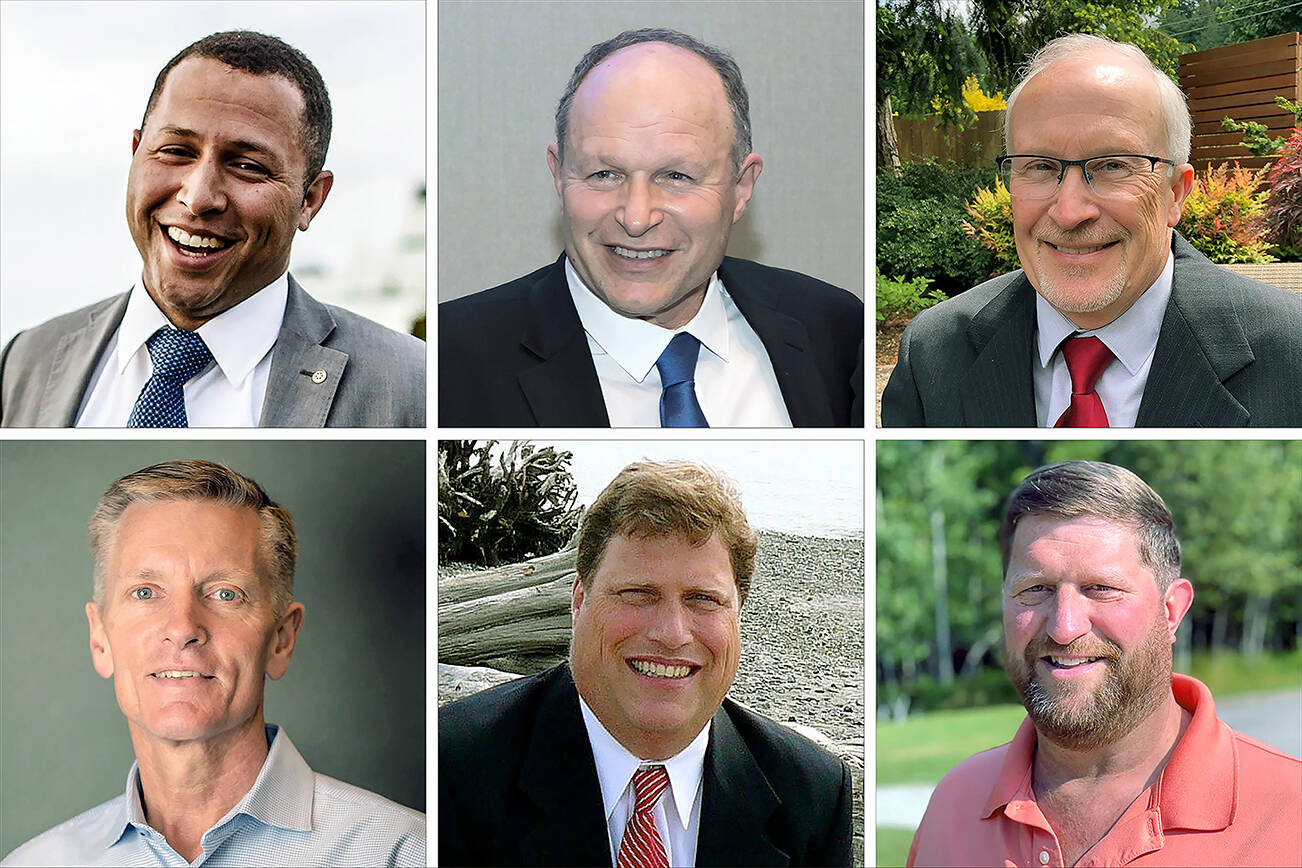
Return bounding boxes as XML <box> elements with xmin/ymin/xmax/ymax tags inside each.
<box><xmin>1159</xmin><ymin>0</ymin><xmax>1234</xmax><ymax>51</ymax></box>
<box><xmin>1219</xmin><ymin>0</ymin><xmax>1302</xmax><ymax>42</ymax></box>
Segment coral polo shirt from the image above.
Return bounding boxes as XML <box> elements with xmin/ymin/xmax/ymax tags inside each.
<box><xmin>907</xmin><ymin>674</ymin><xmax>1302</xmax><ymax>867</ymax></box>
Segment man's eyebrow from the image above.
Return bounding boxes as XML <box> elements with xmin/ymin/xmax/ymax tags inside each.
<box><xmin>153</xmin><ymin>126</ymin><xmax>280</xmax><ymax>159</ymax></box>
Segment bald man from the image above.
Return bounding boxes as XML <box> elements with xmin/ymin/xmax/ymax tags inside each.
<box><xmin>881</xmin><ymin>33</ymin><xmax>1302</xmax><ymax>428</ymax></box>
<box><xmin>438</xmin><ymin>27</ymin><xmax>864</xmax><ymax>428</ymax></box>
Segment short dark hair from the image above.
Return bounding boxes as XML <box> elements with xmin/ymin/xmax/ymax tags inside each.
<box><xmin>554</xmin><ymin>28</ymin><xmax>753</xmax><ymax>177</ymax></box>
<box><xmin>576</xmin><ymin>460</ymin><xmax>757</xmax><ymax>603</ymax></box>
<box><xmin>141</xmin><ymin>30</ymin><xmax>332</xmax><ymax>197</ymax></box>
<box><xmin>999</xmin><ymin>460</ymin><xmax>1181</xmax><ymax>590</ymax></box>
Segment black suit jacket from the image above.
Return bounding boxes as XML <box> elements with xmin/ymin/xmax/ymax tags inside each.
<box><xmin>438</xmin><ymin>256</ymin><xmax>864</xmax><ymax>427</ymax></box>
<box><xmin>438</xmin><ymin>664</ymin><xmax>853</xmax><ymax>867</ymax></box>
<box><xmin>881</xmin><ymin>232</ymin><xmax>1302</xmax><ymax>427</ymax></box>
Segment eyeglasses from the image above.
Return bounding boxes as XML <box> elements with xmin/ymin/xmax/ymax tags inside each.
<box><xmin>994</xmin><ymin>154</ymin><xmax>1177</xmax><ymax>199</ymax></box>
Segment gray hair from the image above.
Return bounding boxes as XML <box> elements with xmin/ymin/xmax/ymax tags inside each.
<box><xmin>554</xmin><ymin>28</ymin><xmax>753</xmax><ymax>178</ymax></box>
<box><xmin>999</xmin><ymin>460</ymin><xmax>1181</xmax><ymax>592</ymax></box>
<box><xmin>88</xmin><ymin>460</ymin><xmax>297</xmax><ymax>616</ymax></box>
<box><xmin>1004</xmin><ymin>33</ymin><xmax>1192</xmax><ymax>166</ymax></box>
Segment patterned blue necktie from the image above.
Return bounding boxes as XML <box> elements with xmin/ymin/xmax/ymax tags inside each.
<box><xmin>655</xmin><ymin>332</ymin><xmax>709</xmax><ymax>428</ymax></box>
<box><xmin>127</xmin><ymin>328</ymin><xmax>214</xmax><ymax>428</ymax></box>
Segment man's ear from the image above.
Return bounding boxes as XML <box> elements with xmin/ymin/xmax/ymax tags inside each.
<box><xmin>298</xmin><ymin>171</ymin><xmax>334</xmax><ymax>231</ymax></box>
<box><xmin>87</xmin><ymin>602</ymin><xmax>114</xmax><ymax>679</ymax></box>
<box><xmin>571</xmin><ymin>575</ymin><xmax>585</xmax><ymax>621</ymax></box>
<box><xmin>1163</xmin><ymin>578</ymin><xmax>1194</xmax><ymax>642</ymax></box>
<box><xmin>1166</xmin><ymin>163</ymin><xmax>1195</xmax><ymax>227</ymax></box>
<box><xmin>266</xmin><ymin>602</ymin><xmax>305</xmax><ymax>680</ymax></box>
<box><xmin>131</xmin><ymin>130</ymin><xmax>142</xmax><ymax>156</ymax></box>
<box><xmin>546</xmin><ymin>144</ymin><xmax>565</xmax><ymax>200</ymax></box>
<box><xmin>731</xmin><ymin>153</ymin><xmax>764</xmax><ymax>223</ymax></box>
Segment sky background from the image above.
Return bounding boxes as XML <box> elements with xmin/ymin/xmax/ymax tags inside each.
<box><xmin>0</xmin><ymin>0</ymin><xmax>425</xmax><ymax>346</ymax></box>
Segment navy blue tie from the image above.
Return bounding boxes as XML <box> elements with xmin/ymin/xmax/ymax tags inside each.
<box><xmin>127</xmin><ymin>328</ymin><xmax>213</xmax><ymax>428</ymax></box>
<box><xmin>655</xmin><ymin>332</ymin><xmax>709</xmax><ymax>428</ymax></box>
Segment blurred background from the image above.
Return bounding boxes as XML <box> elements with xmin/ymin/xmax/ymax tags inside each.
<box><xmin>0</xmin><ymin>0</ymin><xmax>426</xmax><ymax>345</ymax></box>
<box><xmin>874</xmin><ymin>439</ymin><xmax>1302</xmax><ymax>866</ymax></box>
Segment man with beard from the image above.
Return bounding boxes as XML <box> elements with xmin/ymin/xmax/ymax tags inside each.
<box><xmin>908</xmin><ymin>460</ymin><xmax>1301</xmax><ymax>867</ymax></box>
<box><xmin>881</xmin><ymin>34</ymin><xmax>1302</xmax><ymax>427</ymax></box>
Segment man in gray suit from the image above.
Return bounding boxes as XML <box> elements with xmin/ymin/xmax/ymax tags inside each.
<box><xmin>882</xmin><ymin>34</ymin><xmax>1302</xmax><ymax>428</ymax></box>
<box><xmin>0</xmin><ymin>30</ymin><xmax>424</xmax><ymax>428</ymax></box>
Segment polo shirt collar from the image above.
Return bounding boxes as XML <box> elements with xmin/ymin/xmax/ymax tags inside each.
<box><xmin>100</xmin><ymin>723</ymin><xmax>314</xmax><ymax>854</ymax></box>
<box><xmin>578</xmin><ymin>694</ymin><xmax>709</xmax><ymax>832</ymax></box>
<box><xmin>564</xmin><ymin>256</ymin><xmax>730</xmax><ymax>382</ymax></box>
<box><xmin>118</xmin><ymin>273</ymin><xmax>289</xmax><ymax>386</ymax></box>
<box><xmin>980</xmin><ymin>674</ymin><xmax>1236</xmax><ymax>832</ymax></box>
<box><xmin>1035</xmin><ymin>251</ymin><xmax>1174</xmax><ymax>375</ymax></box>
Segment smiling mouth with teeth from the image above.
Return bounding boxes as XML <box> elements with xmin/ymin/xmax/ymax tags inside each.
<box><xmin>1045</xmin><ymin>656</ymin><xmax>1103</xmax><ymax>668</ymax></box>
<box><xmin>165</xmin><ymin>225</ymin><xmax>234</xmax><ymax>257</ymax></box>
<box><xmin>628</xmin><ymin>659</ymin><xmax>694</xmax><ymax>679</ymax></box>
<box><xmin>611</xmin><ymin>246</ymin><xmax>670</xmax><ymax>260</ymax></box>
<box><xmin>151</xmin><ymin>670</ymin><xmax>215</xmax><ymax>679</ymax></box>
<box><xmin>1046</xmin><ymin>241</ymin><xmax>1116</xmax><ymax>255</ymax></box>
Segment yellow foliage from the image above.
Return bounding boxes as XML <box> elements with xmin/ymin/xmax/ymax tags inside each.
<box><xmin>931</xmin><ymin>75</ymin><xmax>1007</xmax><ymax>115</ymax></box>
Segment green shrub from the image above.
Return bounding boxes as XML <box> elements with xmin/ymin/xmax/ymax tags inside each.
<box><xmin>877</xmin><ymin>269</ymin><xmax>947</xmax><ymax>323</ymax></box>
<box><xmin>1264</xmin><ymin>129</ymin><xmax>1302</xmax><ymax>261</ymax></box>
<box><xmin>1180</xmin><ymin>163</ymin><xmax>1275</xmax><ymax>264</ymax></box>
<box><xmin>963</xmin><ymin>178</ymin><xmax>1021</xmax><ymax>274</ymax></box>
<box><xmin>438</xmin><ymin>440</ymin><xmax>582</xmax><ymax>566</ymax></box>
<box><xmin>877</xmin><ymin>159</ymin><xmax>1003</xmax><ymax>294</ymax></box>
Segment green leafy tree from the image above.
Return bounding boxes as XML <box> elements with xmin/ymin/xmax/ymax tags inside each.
<box><xmin>1219</xmin><ymin>0</ymin><xmax>1302</xmax><ymax>41</ymax></box>
<box><xmin>1160</xmin><ymin>0</ymin><xmax>1234</xmax><ymax>50</ymax></box>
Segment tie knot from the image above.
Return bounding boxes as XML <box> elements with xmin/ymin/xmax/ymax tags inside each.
<box><xmin>145</xmin><ymin>328</ymin><xmax>213</xmax><ymax>382</ymax></box>
<box><xmin>631</xmin><ymin>765</ymin><xmax>670</xmax><ymax>811</ymax></box>
<box><xmin>1060</xmin><ymin>335</ymin><xmax>1113</xmax><ymax>394</ymax></box>
<box><xmin>655</xmin><ymin>332</ymin><xmax>702</xmax><ymax>388</ymax></box>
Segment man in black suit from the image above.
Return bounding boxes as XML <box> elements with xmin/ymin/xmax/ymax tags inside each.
<box><xmin>439</xmin><ymin>461</ymin><xmax>854</xmax><ymax>867</ymax></box>
<box><xmin>881</xmin><ymin>33</ymin><xmax>1302</xmax><ymax>427</ymax></box>
<box><xmin>438</xmin><ymin>28</ymin><xmax>863</xmax><ymax>427</ymax></box>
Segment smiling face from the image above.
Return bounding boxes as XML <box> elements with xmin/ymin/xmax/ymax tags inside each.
<box><xmin>1007</xmin><ymin>53</ymin><xmax>1193</xmax><ymax>329</ymax></box>
<box><xmin>570</xmin><ymin>531</ymin><xmax>740</xmax><ymax>760</ymax></box>
<box><xmin>86</xmin><ymin>499</ymin><xmax>303</xmax><ymax>749</ymax></box>
<box><xmin>546</xmin><ymin>43</ymin><xmax>761</xmax><ymax>330</ymax></box>
<box><xmin>1003</xmin><ymin>514</ymin><xmax>1191</xmax><ymax>749</ymax></box>
<box><xmin>125</xmin><ymin>57</ymin><xmax>332</xmax><ymax>330</ymax></box>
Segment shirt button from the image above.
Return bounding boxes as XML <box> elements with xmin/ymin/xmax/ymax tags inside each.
<box><xmin>1040</xmin><ymin>851</ymin><xmax>1051</xmax><ymax>865</ymax></box>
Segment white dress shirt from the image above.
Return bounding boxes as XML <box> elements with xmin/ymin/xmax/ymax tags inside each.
<box><xmin>578</xmin><ymin>696</ymin><xmax>709</xmax><ymax>868</ymax></box>
<box><xmin>1033</xmin><ymin>252</ymin><xmax>1174</xmax><ymax>427</ymax></box>
<box><xmin>564</xmin><ymin>258</ymin><xmax>792</xmax><ymax>427</ymax></box>
<box><xmin>76</xmin><ymin>274</ymin><xmax>288</xmax><ymax>427</ymax></box>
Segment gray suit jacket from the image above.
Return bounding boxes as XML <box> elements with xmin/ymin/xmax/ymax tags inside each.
<box><xmin>0</xmin><ymin>276</ymin><xmax>426</xmax><ymax>427</ymax></box>
<box><xmin>881</xmin><ymin>232</ymin><xmax>1302</xmax><ymax>427</ymax></box>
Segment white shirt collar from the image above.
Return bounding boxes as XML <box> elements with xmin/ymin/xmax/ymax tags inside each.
<box><xmin>578</xmin><ymin>694</ymin><xmax>710</xmax><ymax>832</ymax></box>
<box><xmin>564</xmin><ymin>256</ymin><xmax>731</xmax><ymax>383</ymax></box>
<box><xmin>1036</xmin><ymin>251</ymin><xmax>1174</xmax><ymax>375</ymax></box>
<box><xmin>118</xmin><ymin>273</ymin><xmax>289</xmax><ymax>386</ymax></box>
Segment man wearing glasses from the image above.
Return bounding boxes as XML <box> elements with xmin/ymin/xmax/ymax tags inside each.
<box><xmin>881</xmin><ymin>33</ymin><xmax>1302</xmax><ymax>428</ymax></box>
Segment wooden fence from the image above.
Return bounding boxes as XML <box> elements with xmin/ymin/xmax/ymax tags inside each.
<box><xmin>1179</xmin><ymin>32</ymin><xmax>1301</xmax><ymax>172</ymax></box>
<box><xmin>893</xmin><ymin>110</ymin><xmax>1003</xmax><ymax>168</ymax></box>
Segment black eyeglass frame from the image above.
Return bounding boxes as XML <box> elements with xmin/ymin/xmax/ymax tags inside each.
<box><xmin>993</xmin><ymin>154</ymin><xmax>1178</xmax><ymax>190</ymax></box>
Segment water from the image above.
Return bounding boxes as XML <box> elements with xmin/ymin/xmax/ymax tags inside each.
<box><xmin>529</xmin><ymin>440</ymin><xmax>864</xmax><ymax>540</ymax></box>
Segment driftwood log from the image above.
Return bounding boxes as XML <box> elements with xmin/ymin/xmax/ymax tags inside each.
<box><xmin>438</xmin><ymin>546</ymin><xmax>577</xmax><ymax>674</ymax></box>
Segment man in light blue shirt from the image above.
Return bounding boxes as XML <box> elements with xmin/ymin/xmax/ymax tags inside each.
<box><xmin>1</xmin><ymin>460</ymin><xmax>424</xmax><ymax>867</ymax></box>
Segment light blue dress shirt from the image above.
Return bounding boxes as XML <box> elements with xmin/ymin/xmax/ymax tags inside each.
<box><xmin>1</xmin><ymin>725</ymin><xmax>425</xmax><ymax>867</ymax></box>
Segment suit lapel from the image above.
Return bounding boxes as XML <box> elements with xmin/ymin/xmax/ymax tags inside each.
<box><xmin>959</xmin><ymin>278</ymin><xmax>1038</xmax><ymax>426</ymax></box>
<box><xmin>40</xmin><ymin>293</ymin><xmax>129</xmax><ymax>425</ymax></box>
<box><xmin>517</xmin><ymin>258</ymin><xmax>610</xmax><ymax>426</ymax></box>
<box><xmin>719</xmin><ymin>261</ymin><xmax>835</xmax><ymax>427</ymax></box>
<box><xmin>1136</xmin><ymin>235</ymin><xmax>1251</xmax><ymax>426</ymax></box>
<box><xmin>260</xmin><ymin>277</ymin><xmax>347</xmax><ymax>427</ymax></box>
<box><xmin>516</xmin><ymin>666</ymin><xmax>612</xmax><ymax>866</ymax></box>
<box><xmin>696</xmin><ymin>705</ymin><xmax>786</xmax><ymax>867</ymax></box>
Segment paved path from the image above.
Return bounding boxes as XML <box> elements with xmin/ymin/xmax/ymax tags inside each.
<box><xmin>876</xmin><ymin>687</ymin><xmax>1302</xmax><ymax>829</ymax></box>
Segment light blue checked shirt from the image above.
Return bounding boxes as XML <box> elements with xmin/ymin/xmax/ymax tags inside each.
<box><xmin>1</xmin><ymin>725</ymin><xmax>425</xmax><ymax>867</ymax></box>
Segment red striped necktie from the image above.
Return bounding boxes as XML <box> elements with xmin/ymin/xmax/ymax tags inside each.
<box><xmin>617</xmin><ymin>765</ymin><xmax>670</xmax><ymax>868</ymax></box>
<box><xmin>1054</xmin><ymin>335</ymin><xmax>1114</xmax><ymax>427</ymax></box>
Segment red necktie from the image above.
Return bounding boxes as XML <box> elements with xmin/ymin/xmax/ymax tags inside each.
<box><xmin>617</xmin><ymin>765</ymin><xmax>670</xmax><ymax>868</ymax></box>
<box><xmin>1055</xmin><ymin>336</ymin><xmax>1114</xmax><ymax>428</ymax></box>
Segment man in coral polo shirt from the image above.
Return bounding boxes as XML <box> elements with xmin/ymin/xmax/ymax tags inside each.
<box><xmin>909</xmin><ymin>460</ymin><xmax>1301</xmax><ymax>867</ymax></box>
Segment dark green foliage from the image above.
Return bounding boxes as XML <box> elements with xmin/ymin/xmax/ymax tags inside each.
<box><xmin>438</xmin><ymin>440</ymin><xmax>582</xmax><ymax>567</ymax></box>
<box><xmin>1218</xmin><ymin>0</ymin><xmax>1302</xmax><ymax>42</ymax></box>
<box><xmin>877</xmin><ymin>159</ymin><xmax>1005</xmax><ymax>294</ymax></box>
<box><xmin>878</xmin><ymin>0</ymin><xmax>984</xmax><ymax>124</ymax></box>
<box><xmin>877</xmin><ymin>270</ymin><xmax>948</xmax><ymax>323</ymax></box>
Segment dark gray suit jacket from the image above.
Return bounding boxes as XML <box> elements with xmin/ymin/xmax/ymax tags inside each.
<box><xmin>439</xmin><ymin>664</ymin><xmax>853</xmax><ymax>867</ymax></box>
<box><xmin>881</xmin><ymin>233</ymin><xmax>1302</xmax><ymax>427</ymax></box>
<box><xmin>0</xmin><ymin>276</ymin><xmax>425</xmax><ymax>427</ymax></box>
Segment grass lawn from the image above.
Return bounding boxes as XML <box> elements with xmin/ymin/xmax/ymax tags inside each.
<box><xmin>875</xmin><ymin>825</ymin><xmax>915</xmax><ymax>868</ymax></box>
<box><xmin>1185</xmin><ymin>648</ymin><xmax>1302</xmax><ymax>696</ymax></box>
<box><xmin>876</xmin><ymin>703</ymin><xmax>1027</xmax><ymax>785</ymax></box>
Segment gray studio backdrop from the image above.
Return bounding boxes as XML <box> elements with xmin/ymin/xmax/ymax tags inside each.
<box><xmin>0</xmin><ymin>440</ymin><xmax>424</xmax><ymax>857</ymax></box>
<box><xmin>437</xmin><ymin>0</ymin><xmax>865</xmax><ymax>302</ymax></box>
